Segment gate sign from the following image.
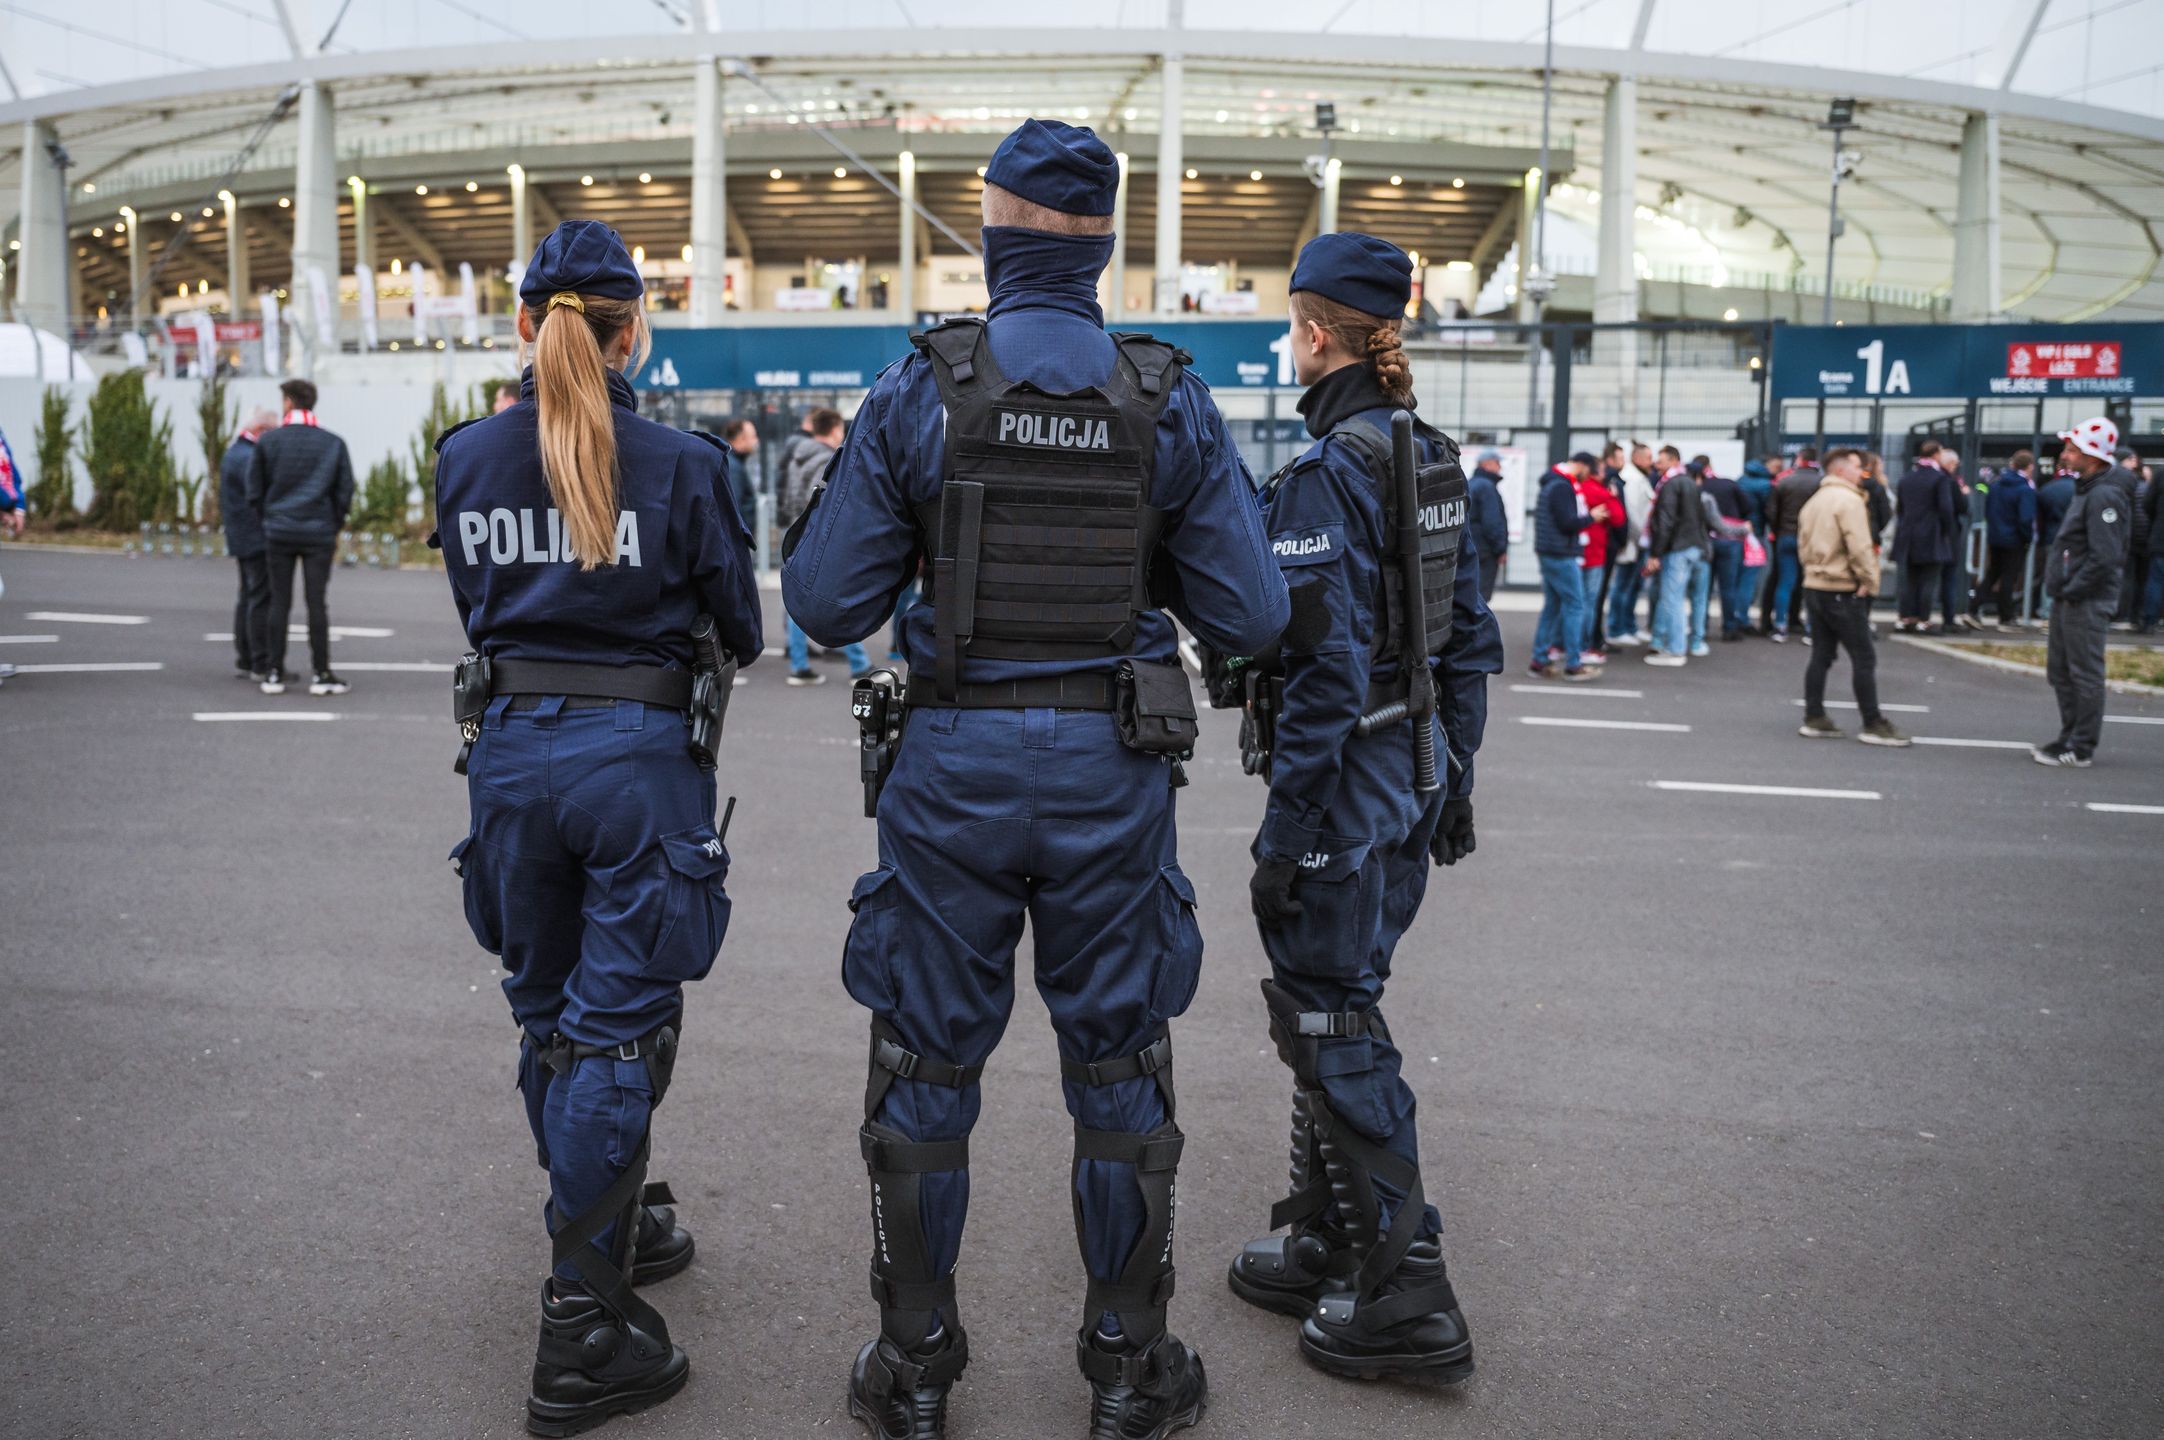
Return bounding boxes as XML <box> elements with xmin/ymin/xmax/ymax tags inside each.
<box><xmin>1770</xmin><ymin>322</ymin><xmax>2164</xmax><ymax>401</ymax></box>
<box><xmin>639</xmin><ymin>319</ymin><xmax>1290</xmax><ymax>394</ymax></box>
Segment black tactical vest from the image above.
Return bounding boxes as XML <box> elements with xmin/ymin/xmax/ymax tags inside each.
<box><xmin>911</xmin><ymin>318</ymin><xmax>1187</xmax><ymax>699</ymax></box>
<box><xmin>1327</xmin><ymin>415</ymin><xmax>1468</xmax><ymax>662</ymax></box>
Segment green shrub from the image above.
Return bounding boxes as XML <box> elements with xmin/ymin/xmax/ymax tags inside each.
<box><xmin>195</xmin><ymin>374</ymin><xmax>236</xmax><ymax>528</ymax></box>
<box><xmin>28</xmin><ymin>386</ymin><xmax>77</xmax><ymax>522</ymax></box>
<box><xmin>354</xmin><ymin>456</ymin><xmax>411</xmax><ymax>530</ymax></box>
<box><xmin>82</xmin><ymin>372</ymin><xmax>178</xmax><ymax>530</ymax></box>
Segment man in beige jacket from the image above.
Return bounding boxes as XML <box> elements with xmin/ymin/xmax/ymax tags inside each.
<box><xmin>1796</xmin><ymin>447</ymin><xmax>1912</xmax><ymax>745</ymax></box>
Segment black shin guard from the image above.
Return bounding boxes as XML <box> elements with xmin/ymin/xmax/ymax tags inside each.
<box><xmin>861</xmin><ymin>1019</ymin><xmax>981</xmax><ymax>1359</ymax></box>
<box><xmin>538</xmin><ymin>1022</ymin><xmax>682</xmax><ymax>1345</ymax></box>
<box><xmin>1063</xmin><ymin>1028</ymin><xmax>1183</xmax><ymax>1360</ymax></box>
<box><xmin>1258</xmin><ymin>981</ymin><xmax>1453</xmax><ymax>1333</ymax></box>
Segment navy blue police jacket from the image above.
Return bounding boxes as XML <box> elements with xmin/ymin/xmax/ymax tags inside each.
<box><xmin>781</xmin><ymin>225</ymin><xmax>1288</xmax><ymax>685</ymax></box>
<box><xmin>433</xmin><ymin>367</ymin><xmax>763</xmax><ymax>669</ymax></box>
<box><xmin>1258</xmin><ymin>362</ymin><xmax>1504</xmax><ymax>862</ymax></box>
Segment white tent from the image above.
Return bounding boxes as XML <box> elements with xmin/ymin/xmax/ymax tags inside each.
<box><xmin>0</xmin><ymin>324</ymin><xmax>91</xmax><ymax>382</ymax></box>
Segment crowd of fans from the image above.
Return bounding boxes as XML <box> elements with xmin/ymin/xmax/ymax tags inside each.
<box><xmin>1521</xmin><ymin>434</ymin><xmax>2164</xmax><ymax>687</ymax></box>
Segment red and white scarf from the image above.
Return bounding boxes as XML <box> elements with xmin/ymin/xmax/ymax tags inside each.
<box><xmin>283</xmin><ymin>409</ymin><xmax>320</xmax><ymax>427</ymax></box>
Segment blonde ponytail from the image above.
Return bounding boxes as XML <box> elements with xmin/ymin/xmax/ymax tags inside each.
<box><xmin>527</xmin><ymin>293</ymin><xmax>649</xmax><ymax>569</ymax></box>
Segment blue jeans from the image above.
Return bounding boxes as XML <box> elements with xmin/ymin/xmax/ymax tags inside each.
<box><xmin>1770</xmin><ymin>536</ymin><xmax>1802</xmax><ymax>633</ymax></box>
<box><xmin>1579</xmin><ymin>566</ymin><xmax>1605</xmax><ymax>652</ymax></box>
<box><xmin>1688</xmin><ymin>549</ymin><xmax>1712</xmax><ymax>649</ymax></box>
<box><xmin>786</xmin><ymin>613</ymin><xmax>868</xmax><ymax>674</ymax></box>
<box><xmin>1607</xmin><ymin>557</ymin><xmax>1645</xmax><ymax>637</ymax></box>
<box><xmin>1653</xmin><ymin>546</ymin><xmax>1705</xmax><ymax>654</ymax></box>
<box><xmin>1533</xmin><ymin>553</ymin><xmax>1587</xmax><ymax>670</ymax></box>
<box><xmin>1712</xmin><ymin>538</ymin><xmax>1747</xmax><ymax>637</ymax></box>
<box><xmin>2143</xmin><ymin>558</ymin><xmax>2164</xmax><ymax>627</ymax></box>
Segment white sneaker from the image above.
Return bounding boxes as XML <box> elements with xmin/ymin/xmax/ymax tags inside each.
<box><xmin>309</xmin><ymin>671</ymin><xmax>351</xmax><ymax>697</ymax></box>
<box><xmin>1644</xmin><ymin>652</ymin><xmax>1687</xmax><ymax>667</ymax></box>
<box><xmin>1689</xmin><ymin>643</ymin><xmax>1711</xmax><ymax>658</ymax></box>
<box><xmin>260</xmin><ymin>669</ymin><xmax>288</xmax><ymax>695</ymax></box>
<box><xmin>1608</xmin><ymin>633</ymin><xmax>1645</xmax><ymax>649</ymax></box>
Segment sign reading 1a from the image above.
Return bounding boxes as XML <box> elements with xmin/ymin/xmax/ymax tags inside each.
<box><xmin>1851</xmin><ymin>338</ymin><xmax>1911</xmax><ymax>396</ymax></box>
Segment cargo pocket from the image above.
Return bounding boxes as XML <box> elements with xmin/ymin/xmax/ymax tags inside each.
<box><xmin>1149</xmin><ymin>865</ymin><xmax>1204</xmax><ymax>1020</ymax></box>
<box><xmin>652</xmin><ymin>827</ymin><xmax>732</xmax><ymax>983</ymax></box>
<box><xmin>841</xmin><ymin>865</ymin><xmax>903</xmax><ymax>1013</ymax></box>
<box><xmin>448</xmin><ymin>834</ymin><xmax>503</xmax><ymax>955</ymax></box>
<box><xmin>1311</xmin><ymin>1034</ymin><xmax>1393</xmax><ymax>1139</ymax></box>
<box><xmin>1283</xmin><ymin>837</ymin><xmax>1375</xmax><ymax>980</ymax></box>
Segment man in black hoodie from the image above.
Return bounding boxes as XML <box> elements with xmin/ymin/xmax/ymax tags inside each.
<box><xmin>247</xmin><ymin>379</ymin><xmax>355</xmax><ymax>696</ymax></box>
<box><xmin>219</xmin><ymin>408</ymin><xmax>279</xmax><ymax>679</ymax></box>
<box><xmin>2034</xmin><ymin>417</ymin><xmax>2137</xmax><ymax>767</ymax></box>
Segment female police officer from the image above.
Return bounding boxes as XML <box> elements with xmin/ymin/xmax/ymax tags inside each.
<box><xmin>436</xmin><ymin>220</ymin><xmax>761</xmax><ymax>1435</ymax></box>
<box><xmin>1222</xmin><ymin>233</ymin><xmax>1502</xmax><ymax>1384</ymax></box>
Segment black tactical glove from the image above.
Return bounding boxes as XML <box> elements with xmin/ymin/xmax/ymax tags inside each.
<box><xmin>1430</xmin><ymin>798</ymin><xmax>1476</xmax><ymax>867</ymax></box>
<box><xmin>1249</xmin><ymin>856</ymin><xmax>1306</xmax><ymax>927</ymax></box>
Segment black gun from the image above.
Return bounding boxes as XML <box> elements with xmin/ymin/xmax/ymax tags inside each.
<box><xmin>687</xmin><ymin>614</ymin><xmax>738</xmax><ymax>772</ymax></box>
<box><xmin>1351</xmin><ymin>410</ymin><xmax>1441</xmax><ymax>794</ymax></box>
<box><xmin>851</xmin><ymin>667</ymin><xmax>905</xmax><ymax>818</ymax></box>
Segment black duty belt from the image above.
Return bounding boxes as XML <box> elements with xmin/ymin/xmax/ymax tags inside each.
<box><xmin>490</xmin><ymin>658</ymin><xmax>695</xmax><ymax>711</ymax></box>
<box><xmin>904</xmin><ymin>672</ymin><xmax>1117</xmax><ymax>711</ymax></box>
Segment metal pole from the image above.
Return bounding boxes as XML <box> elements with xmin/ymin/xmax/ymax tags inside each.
<box><xmin>1822</xmin><ymin>126</ymin><xmax>1841</xmax><ymax>327</ymax></box>
<box><xmin>1522</xmin><ymin>0</ymin><xmax>1555</xmax><ymax>438</ymax></box>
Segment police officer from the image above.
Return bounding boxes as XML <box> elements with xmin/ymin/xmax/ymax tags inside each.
<box><xmin>2033</xmin><ymin>415</ymin><xmax>2137</xmax><ymax>767</ymax></box>
<box><xmin>782</xmin><ymin>120</ymin><xmax>1289</xmax><ymax>1439</ymax></box>
<box><xmin>435</xmin><ymin>221</ymin><xmax>762</xmax><ymax>1436</ymax></box>
<box><xmin>1224</xmin><ymin>233</ymin><xmax>1502</xmax><ymax>1383</ymax></box>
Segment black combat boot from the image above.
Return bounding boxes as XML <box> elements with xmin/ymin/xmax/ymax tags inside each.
<box><xmin>1297</xmin><ymin>1239</ymin><xmax>1474</xmax><ymax>1385</ymax></box>
<box><xmin>848</xmin><ymin>1327</ymin><xmax>968</xmax><ymax>1440</ymax></box>
<box><xmin>629</xmin><ymin>1203</ymin><xmax>694</xmax><ymax>1285</ymax></box>
<box><xmin>525</xmin><ymin>1279</ymin><xmax>690</xmax><ymax>1436</ymax></box>
<box><xmin>1080</xmin><ymin>1329</ymin><xmax>1208</xmax><ymax>1440</ymax></box>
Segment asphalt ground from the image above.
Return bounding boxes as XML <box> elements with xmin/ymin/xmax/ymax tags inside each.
<box><xmin>1</xmin><ymin>544</ymin><xmax>2159</xmax><ymax>1440</ymax></box>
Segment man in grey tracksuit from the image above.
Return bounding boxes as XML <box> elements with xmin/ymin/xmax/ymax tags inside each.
<box><xmin>2034</xmin><ymin>417</ymin><xmax>2137</xmax><ymax>768</ymax></box>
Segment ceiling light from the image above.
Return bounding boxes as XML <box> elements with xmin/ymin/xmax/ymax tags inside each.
<box><xmin>202</xmin><ymin>207</ymin><xmax>214</xmax><ymax>217</ymax></box>
<box><xmin>465</xmin><ymin>181</ymin><xmax>479</xmax><ymax>192</ymax></box>
<box><xmin>415</xmin><ymin>185</ymin><xmax>428</xmax><ymax>195</ymax></box>
<box><xmin>632</xmin><ymin>245</ymin><xmax>645</xmax><ymax>264</ymax></box>
<box><xmin>81</xmin><ymin>182</ymin><xmax>95</xmax><ymax>194</ymax></box>
<box><xmin>580</xmin><ymin>174</ymin><xmax>594</xmax><ymax>186</ymax></box>
<box><xmin>170</xmin><ymin>211</ymin><xmax>184</xmax><ymax>222</ymax></box>
<box><xmin>1452</xmin><ymin>177</ymin><xmax>1465</xmax><ymax>188</ymax></box>
<box><xmin>638</xmin><ymin>172</ymin><xmax>651</xmax><ymax>184</ymax></box>
<box><xmin>1389</xmin><ymin>175</ymin><xmax>1403</xmax><ymax>187</ymax></box>
<box><xmin>975</xmin><ymin>166</ymin><xmax>987</xmax><ymax>177</ymax></box>
<box><xmin>1184</xmin><ymin>168</ymin><xmax>1197</xmax><ymax>180</ymax></box>
<box><xmin>1215</xmin><ymin>109</ymin><xmax>1228</xmax><ymax>122</ymax></box>
<box><xmin>834</xmin><ymin>167</ymin><xmax>847</xmax><ymax>179</ymax></box>
<box><xmin>1723</xmin><ymin>307</ymin><xmax>1740</xmax><ymax>322</ymax></box>
<box><xmin>1250</xmin><ymin>169</ymin><xmax>1263</xmax><ymax>181</ymax></box>
<box><xmin>769</xmin><ymin>168</ymin><xmax>783</xmax><ymax>180</ymax></box>
<box><xmin>92</xmin><ymin>226</ymin><xmax>103</xmax><ymax>237</ymax></box>
<box><xmin>389</xmin><ymin>258</ymin><xmax>402</xmax><ymax>275</ymax></box>
<box><xmin>681</xmin><ymin>244</ymin><xmax>693</xmax><ymax>263</ymax></box>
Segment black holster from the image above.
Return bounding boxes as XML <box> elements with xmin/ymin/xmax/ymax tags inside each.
<box><xmin>687</xmin><ymin>613</ymin><xmax>736</xmax><ymax>772</ymax></box>
<box><xmin>451</xmin><ymin>651</ymin><xmax>493</xmax><ymax>775</ymax></box>
<box><xmin>852</xmin><ymin>668</ymin><xmax>906</xmax><ymax>818</ymax></box>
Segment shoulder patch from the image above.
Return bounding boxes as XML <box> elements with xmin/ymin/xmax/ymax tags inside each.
<box><xmin>1271</xmin><ymin>521</ymin><xmax>1346</xmax><ymax>567</ymax></box>
<box><xmin>2100</xmin><ymin>506</ymin><xmax>2120</xmax><ymax>524</ymax></box>
<box><xmin>433</xmin><ymin>415</ymin><xmax>485</xmax><ymax>455</ymax></box>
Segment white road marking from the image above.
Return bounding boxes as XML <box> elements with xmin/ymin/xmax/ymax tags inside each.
<box><xmin>27</xmin><ymin>611</ymin><xmax>148</xmax><ymax>625</ymax></box>
<box><xmin>9</xmin><ymin>661</ymin><xmax>165</xmax><ymax>674</ymax></box>
<box><xmin>1509</xmin><ymin>684</ymin><xmax>1646</xmax><ymax>699</ymax></box>
<box><xmin>192</xmin><ymin>711</ymin><xmax>341</xmax><ymax>722</ymax></box>
<box><xmin>1791</xmin><ymin>699</ymin><xmax>1931</xmax><ymax>713</ymax></box>
<box><xmin>1653</xmin><ymin>780</ymin><xmax>1881</xmax><ymax>801</ymax></box>
<box><xmin>1909</xmin><ymin>736</ymin><xmax>2035</xmax><ymax>750</ymax></box>
<box><xmin>335</xmin><ymin>661</ymin><xmax>453</xmax><ymax>673</ymax></box>
<box><xmin>200</xmin><ymin>625</ymin><xmax>394</xmax><ymax>642</ymax></box>
<box><xmin>2104</xmin><ymin>715</ymin><xmax>2164</xmax><ymax>726</ymax></box>
<box><xmin>0</xmin><ymin>634</ymin><xmax>61</xmax><ymax>645</ymax></box>
<box><xmin>1520</xmin><ymin>715</ymin><xmax>1690</xmax><ymax>733</ymax></box>
<box><xmin>2086</xmin><ymin>802</ymin><xmax>2164</xmax><ymax>815</ymax></box>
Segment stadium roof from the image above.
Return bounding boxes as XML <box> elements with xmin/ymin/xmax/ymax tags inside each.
<box><xmin>5</xmin><ymin>3</ymin><xmax>2164</xmax><ymax>319</ymax></box>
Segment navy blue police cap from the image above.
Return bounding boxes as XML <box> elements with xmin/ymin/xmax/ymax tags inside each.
<box><xmin>984</xmin><ymin>118</ymin><xmax>1119</xmax><ymax>217</ymax></box>
<box><xmin>518</xmin><ymin>220</ymin><xmax>644</xmax><ymax>309</ymax></box>
<box><xmin>1290</xmin><ymin>232</ymin><xmax>1413</xmax><ymax>318</ymax></box>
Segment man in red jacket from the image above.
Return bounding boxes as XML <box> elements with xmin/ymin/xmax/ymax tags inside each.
<box><xmin>1573</xmin><ymin>459</ymin><xmax>1619</xmax><ymax>664</ymax></box>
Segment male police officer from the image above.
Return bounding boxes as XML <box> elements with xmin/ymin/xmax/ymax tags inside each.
<box><xmin>783</xmin><ymin>119</ymin><xmax>1288</xmax><ymax>1439</ymax></box>
<box><xmin>1223</xmin><ymin>233</ymin><xmax>1503</xmax><ymax>1384</ymax></box>
<box><xmin>2034</xmin><ymin>416</ymin><xmax>2138</xmax><ymax>767</ymax></box>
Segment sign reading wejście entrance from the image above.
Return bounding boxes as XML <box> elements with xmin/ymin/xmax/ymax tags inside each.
<box><xmin>1770</xmin><ymin>322</ymin><xmax>2164</xmax><ymax>401</ymax></box>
